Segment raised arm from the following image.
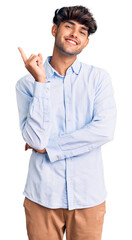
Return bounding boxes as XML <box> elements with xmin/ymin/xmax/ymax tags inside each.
<box><xmin>16</xmin><ymin>48</ymin><xmax>52</xmax><ymax>150</ymax></box>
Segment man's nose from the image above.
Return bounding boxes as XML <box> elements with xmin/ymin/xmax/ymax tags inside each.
<box><xmin>70</xmin><ymin>28</ymin><xmax>78</xmax><ymax>38</ymax></box>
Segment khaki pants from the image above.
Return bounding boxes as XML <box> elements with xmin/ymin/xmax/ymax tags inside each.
<box><xmin>23</xmin><ymin>197</ymin><xmax>106</xmax><ymax>240</ymax></box>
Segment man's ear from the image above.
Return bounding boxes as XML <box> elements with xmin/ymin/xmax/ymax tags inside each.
<box><xmin>51</xmin><ymin>24</ymin><xmax>58</xmax><ymax>37</ymax></box>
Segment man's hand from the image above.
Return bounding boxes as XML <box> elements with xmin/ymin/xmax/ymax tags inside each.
<box><xmin>18</xmin><ymin>47</ymin><xmax>46</xmax><ymax>83</ymax></box>
<box><xmin>25</xmin><ymin>143</ymin><xmax>46</xmax><ymax>153</ymax></box>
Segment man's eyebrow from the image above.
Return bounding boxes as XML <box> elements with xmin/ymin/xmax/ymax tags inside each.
<box><xmin>65</xmin><ymin>20</ymin><xmax>76</xmax><ymax>25</ymax></box>
<box><xmin>65</xmin><ymin>20</ymin><xmax>88</xmax><ymax>31</ymax></box>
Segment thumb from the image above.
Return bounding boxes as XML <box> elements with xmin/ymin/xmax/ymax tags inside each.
<box><xmin>25</xmin><ymin>143</ymin><xmax>32</xmax><ymax>151</ymax></box>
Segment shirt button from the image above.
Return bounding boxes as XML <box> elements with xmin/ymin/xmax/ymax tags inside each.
<box><xmin>68</xmin><ymin>119</ymin><xmax>70</xmax><ymax>122</ymax></box>
<box><xmin>67</xmin><ymin>98</ymin><xmax>69</xmax><ymax>102</ymax></box>
<box><xmin>68</xmin><ymin>158</ymin><xmax>71</xmax><ymax>161</ymax></box>
<box><xmin>55</xmin><ymin>156</ymin><xmax>59</xmax><ymax>160</ymax></box>
<box><xmin>46</xmin><ymin>89</ymin><xmax>49</xmax><ymax>92</ymax></box>
<box><xmin>68</xmin><ymin>178</ymin><xmax>71</xmax><ymax>182</ymax></box>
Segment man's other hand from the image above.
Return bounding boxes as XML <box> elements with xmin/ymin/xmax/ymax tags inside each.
<box><xmin>25</xmin><ymin>143</ymin><xmax>46</xmax><ymax>153</ymax></box>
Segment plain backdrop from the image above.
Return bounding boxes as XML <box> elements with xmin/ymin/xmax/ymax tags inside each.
<box><xmin>0</xmin><ymin>0</ymin><xmax>132</xmax><ymax>239</ymax></box>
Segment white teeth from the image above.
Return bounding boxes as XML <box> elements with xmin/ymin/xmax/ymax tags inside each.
<box><xmin>66</xmin><ymin>39</ymin><xmax>76</xmax><ymax>45</ymax></box>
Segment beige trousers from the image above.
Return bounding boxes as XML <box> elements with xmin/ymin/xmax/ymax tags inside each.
<box><xmin>23</xmin><ymin>197</ymin><xmax>106</xmax><ymax>240</ymax></box>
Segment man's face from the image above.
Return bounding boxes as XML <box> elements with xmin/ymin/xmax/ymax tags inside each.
<box><xmin>52</xmin><ymin>20</ymin><xmax>89</xmax><ymax>56</ymax></box>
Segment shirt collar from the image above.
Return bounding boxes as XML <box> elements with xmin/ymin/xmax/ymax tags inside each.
<box><xmin>70</xmin><ymin>57</ymin><xmax>81</xmax><ymax>75</ymax></box>
<box><xmin>43</xmin><ymin>56</ymin><xmax>81</xmax><ymax>79</ymax></box>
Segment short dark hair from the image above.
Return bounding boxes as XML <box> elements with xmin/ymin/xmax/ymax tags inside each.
<box><xmin>53</xmin><ymin>5</ymin><xmax>97</xmax><ymax>37</ymax></box>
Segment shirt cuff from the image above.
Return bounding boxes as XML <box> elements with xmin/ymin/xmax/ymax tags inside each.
<box><xmin>33</xmin><ymin>80</ymin><xmax>51</xmax><ymax>98</ymax></box>
<box><xmin>45</xmin><ymin>137</ymin><xmax>65</xmax><ymax>163</ymax></box>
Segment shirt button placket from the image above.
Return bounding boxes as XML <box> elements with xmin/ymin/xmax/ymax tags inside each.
<box><xmin>64</xmin><ymin>71</ymin><xmax>74</xmax><ymax>209</ymax></box>
<box><xmin>64</xmin><ymin>75</ymin><xmax>72</xmax><ymax>132</ymax></box>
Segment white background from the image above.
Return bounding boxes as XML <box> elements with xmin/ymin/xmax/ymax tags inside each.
<box><xmin>0</xmin><ymin>0</ymin><xmax>132</xmax><ymax>239</ymax></box>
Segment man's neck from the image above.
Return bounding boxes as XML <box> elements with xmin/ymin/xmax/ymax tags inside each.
<box><xmin>50</xmin><ymin>48</ymin><xmax>77</xmax><ymax>76</ymax></box>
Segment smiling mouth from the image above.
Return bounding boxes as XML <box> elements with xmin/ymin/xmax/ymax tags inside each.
<box><xmin>65</xmin><ymin>39</ymin><xmax>78</xmax><ymax>45</ymax></box>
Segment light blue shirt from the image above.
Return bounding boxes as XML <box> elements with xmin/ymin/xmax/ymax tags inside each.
<box><xmin>15</xmin><ymin>56</ymin><xmax>117</xmax><ymax>210</ymax></box>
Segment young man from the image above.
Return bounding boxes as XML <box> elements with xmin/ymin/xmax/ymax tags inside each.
<box><xmin>16</xmin><ymin>5</ymin><xmax>116</xmax><ymax>240</ymax></box>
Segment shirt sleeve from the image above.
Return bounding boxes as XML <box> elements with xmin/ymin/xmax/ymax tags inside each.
<box><xmin>45</xmin><ymin>70</ymin><xmax>117</xmax><ymax>163</ymax></box>
<box><xmin>15</xmin><ymin>75</ymin><xmax>52</xmax><ymax>150</ymax></box>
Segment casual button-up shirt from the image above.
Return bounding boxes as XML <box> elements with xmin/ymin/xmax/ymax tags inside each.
<box><xmin>15</xmin><ymin>56</ymin><xmax>117</xmax><ymax>210</ymax></box>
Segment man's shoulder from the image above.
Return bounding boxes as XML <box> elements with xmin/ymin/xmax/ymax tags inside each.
<box><xmin>81</xmin><ymin>61</ymin><xmax>110</xmax><ymax>76</ymax></box>
<box><xmin>15</xmin><ymin>73</ymin><xmax>35</xmax><ymax>97</ymax></box>
<box><xmin>80</xmin><ymin>61</ymin><xmax>112</xmax><ymax>86</ymax></box>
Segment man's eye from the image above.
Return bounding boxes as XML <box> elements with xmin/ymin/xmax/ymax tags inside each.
<box><xmin>66</xmin><ymin>25</ymin><xmax>71</xmax><ymax>28</ymax></box>
<box><xmin>80</xmin><ymin>31</ymin><xmax>85</xmax><ymax>35</ymax></box>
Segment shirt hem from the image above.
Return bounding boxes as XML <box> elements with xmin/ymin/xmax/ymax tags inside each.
<box><xmin>23</xmin><ymin>191</ymin><xmax>108</xmax><ymax>210</ymax></box>
<box><xmin>23</xmin><ymin>191</ymin><xmax>68</xmax><ymax>209</ymax></box>
<box><xmin>68</xmin><ymin>195</ymin><xmax>108</xmax><ymax>210</ymax></box>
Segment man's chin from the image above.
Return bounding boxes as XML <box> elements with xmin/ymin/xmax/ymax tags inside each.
<box><xmin>65</xmin><ymin>52</ymin><xmax>78</xmax><ymax>56</ymax></box>
<box><xmin>56</xmin><ymin>43</ymin><xmax>82</xmax><ymax>56</ymax></box>
<box><xmin>60</xmin><ymin>48</ymin><xmax>80</xmax><ymax>56</ymax></box>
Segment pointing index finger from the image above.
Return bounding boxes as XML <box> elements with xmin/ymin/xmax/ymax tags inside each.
<box><xmin>18</xmin><ymin>47</ymin><xmax>27</xmax><ymax>64</ymax></box>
